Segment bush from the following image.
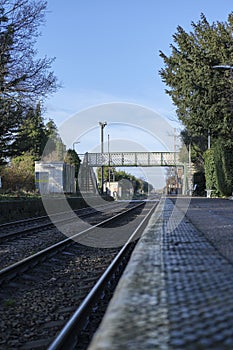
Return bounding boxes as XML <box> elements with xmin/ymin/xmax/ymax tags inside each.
<box><xmin>214</xmin><ymin>140</ymin><xmax>233</xmax><ymax>196</ymax></box>
<box><xmin>203</xmin><ymin>149</ymin><xmax>220</xmax><ymax>197</ymax></box>
<box><xmin>193</xmin><ymin>171</ymin><xmax>206</xmax><ymax>196</ymax></box>
<box><xmin>1</xmin><ymin>153</ymin><xmax>35</xmax><ymax>192</ymax></box>
<box><xmin>203</xmin><ymin>141</ymin><xmax>233</xmax><ymax>197</ymax></box>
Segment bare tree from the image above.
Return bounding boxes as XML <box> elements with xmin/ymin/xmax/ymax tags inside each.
<box><xmin>0</xmin><ymin>0</ymin><xmax>59</xmax><ymax>162</ymax></box>
<box><xmin>0</xmin><ymin>0</ymin><xmax>58</xmax><ymax>100</ymax></box>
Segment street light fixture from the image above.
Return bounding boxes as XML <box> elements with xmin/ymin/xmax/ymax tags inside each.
<box><xmin>73</xmin><ymin>141</ymin><xmax>80</xmax><ymax>151</ymax></box>
<box><xmin>99</xmin><ymin>122</ymin><xmax>107</xmax><ymax>153</ymax></box>
<box><xmin>212</xmin><ymin>65</ymin><xmax>233</xmax><ymax>70</ymax></box>
<box><xmin>99</xmin><ymin>121</ymin><xmax>107</xmax><ymax>194</ymax></box>
<box><xmin>108</xmin><ymin>134</ymin><xmax>111</xmax><ymax>190</ymax></box>
<box><xmin>212</xmin><ymin>64</ymin><xmax>233</xmax><ymax>83</ymax></box>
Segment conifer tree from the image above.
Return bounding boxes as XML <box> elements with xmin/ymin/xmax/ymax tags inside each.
<box><xmin>159</xmin><ymin>13</ymin><xmax>233</xmax><ymax>148</ymax></box>
<box><xmin>12</xmin><ymin>102</ymin><xmax>47</xmax><ymax>158</ymax></box>
<box><xmin>64</xmin><ymin>149</ymin><xmax>81</xmax><ymax>178</ymax></box>
<box><xmin>160</xmin><ymin>13</ymin><xmax>233</xmax><ymax>195</ymax></box>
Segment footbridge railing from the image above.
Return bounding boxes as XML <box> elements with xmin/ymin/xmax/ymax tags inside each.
<box><xmin>85</xmin><ymin>152</ymin><xmax>183</xmax><ymax>167</ymax></box>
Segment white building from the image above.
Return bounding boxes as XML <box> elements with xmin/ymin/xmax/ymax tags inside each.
<box><xmin>35</xmin><ymin>162</ymin><xmax>75</xmax><ymax>194</ymax></box>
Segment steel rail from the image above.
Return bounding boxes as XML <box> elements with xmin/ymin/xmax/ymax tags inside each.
<box><xmin>0</xmin><ymin>202</ymin><xmax>125</xmax><ymax>241</ymax></box>
<box><xmin>0</xmin><ymin>201</ymin><xmax>117</xmax><ymax>229</ymax></box>
<box><xmin>0</xmin><ymin>202</ymin><xmax>145</xmax><ymax>283</ymax></box>
<box><xmin>48</xmin><ymin>202</ymin><xmax>157</xmax><ymax>350</ymax></box>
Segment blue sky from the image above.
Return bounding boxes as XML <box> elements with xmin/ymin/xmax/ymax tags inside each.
<box><xmin>37</xmin><ymin>0</ymin><xmax>233</xmax><ymax>127</ymax></box>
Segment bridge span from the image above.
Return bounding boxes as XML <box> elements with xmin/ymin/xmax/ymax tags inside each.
<box><xmin>78</xmin><ymin>152</ymin><xmax>192</xmax><ymax>195</ymax></box>
<box><xmin>84</xmin><ymin>152</ymin><xmax>183</xmax><ymax>167</ymax></box>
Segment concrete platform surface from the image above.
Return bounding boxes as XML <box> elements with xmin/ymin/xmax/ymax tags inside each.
<box><xmin>88</xmin><ymin>197</ymin><xmax>233</xmax><ymax>350</ymax></box>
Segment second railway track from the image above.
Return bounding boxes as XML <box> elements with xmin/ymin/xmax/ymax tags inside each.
<box><xmin>0</xmin><ymin>202</ymin><xmax>126</xmax><ymax>242</ymax></box>
<box><xmin>0</xmin><ymin>200</ymin><xmax>158</xmax><ymax>349</ymax></box>
<box><xmin>0</xmin><ymin>201</ymin><xmax>141</xmax><ymax>270</ymax></box>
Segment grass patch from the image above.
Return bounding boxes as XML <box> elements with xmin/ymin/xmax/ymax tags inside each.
<box><xmin>0</xmin><ymin>191</ymin><xmax>41</xmax><ymax>201</ymax></box>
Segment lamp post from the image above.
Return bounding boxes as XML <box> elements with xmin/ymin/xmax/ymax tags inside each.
<box><xmin>212</xmin><ymin>65</ymin><xmax>233</xmax><ymax>70</ymax></box>
<box><xmin>99</xmin><ymin>121</ymin><xmax>107</xmax><ymax>194</ymax></box>
<box><xmin>108</xmin><ymin>134</ymin><xmax>111</xmax><ymax>191</ymax></box>
<box><xmin>73</xmin><ymin>141</ymin><xmax>80</xmax><ymax>151</ymax></box>
<box><xmin>212</xmin><ymin>65</ymin><xmax>233</xmax><ymax>86</ymax></box>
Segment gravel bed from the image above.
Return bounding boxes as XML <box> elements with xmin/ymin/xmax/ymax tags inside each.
<box><xmin>0</xmin><ymin>227</ymin><xmax>66</xmax><ymax>269</ymax></box>
<box><xmin>0</xmin><ymin>242</ymin><xmax>120</xmax><ymax>349</ymax></box>
<box><xmin>0</xmin><ymin>201</ymin><xmax>152</xmax><ymax>349</ymax></box>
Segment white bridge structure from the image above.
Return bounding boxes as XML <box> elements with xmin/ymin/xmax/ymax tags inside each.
<box><xmin>85</xmin><ymin>151</ymin><xmax>182</xmax><ymax>167</ymax></box>
<box><xmin>78</xmin><ymin>152</ymin><xmax>192</xmax><ymax>196</ymax></box>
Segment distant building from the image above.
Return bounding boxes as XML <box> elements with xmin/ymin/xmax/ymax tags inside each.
<box><xmin>35</xmin><ymin>162</ymin><xmax>75</xmax><ymax>194</ymax></box>
<box><xmin>104</xmin><ymin>181</ymin><xmax>119</xmax><ymax>199</ymax></box>
<box><xmin>104</xmin><ymin>180</ymin><xmax>134</xmax><ymax>200</ymax></box>
<box><xmin>166</xmin><ymin>166</ymin><xmax>184</xmax><ymax>195</ymax></box>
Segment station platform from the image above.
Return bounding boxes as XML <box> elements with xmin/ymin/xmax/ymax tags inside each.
<box><xmin>88</xmin><ymin>197</ymin><xmax>233</xmax><ymax>350</ymax></box>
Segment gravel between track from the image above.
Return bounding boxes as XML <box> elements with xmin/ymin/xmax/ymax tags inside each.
<box><xmin>0</xmin><ymin>243</ymin><xmax>119</xmax><ymax>349</ymax></box>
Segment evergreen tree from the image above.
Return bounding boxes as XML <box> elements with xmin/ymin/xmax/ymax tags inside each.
<box><xmin>12</xmin><ymin>103</ymin><xmax>47</xmax><ymax>158</ymax></box>
<box><xmin>41</xmin><ymin>120</ymin><xmax>66</xmax><ymax>162</ymax></box>
<box><xmin>45</xmin><ymin>119</ymin><xmax>58</xmax><ymax>140</ymax></box>
<box><xmin>12</xmin><ymin>106</ymin><xmax>66</xmax><ymax>162</ymax></box>
<box><xmin>0</xmin><ymin>99</ymin><xmax>22</xmax><ymax>163</ymax></box>
<box><xmin>159</xmin><ymin>13</ymin><xmax>233</xmax><ymax>147</ymax></box>
<box><xmin>64</xmin><ymin>149</ymin><xmax>81</xmax><ymax>178</ymax></box>
<box><xmin>160</xmin><ymin>13</ymin><xmax>233</xmax><ymax>195</ymax></box>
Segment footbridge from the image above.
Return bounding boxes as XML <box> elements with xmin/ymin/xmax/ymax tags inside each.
<box><xmin>78</xmin><ymin>152</ymin><xmax>192</xmax><ymax>196</ymax></box>
<box><xmin>84</xmin><ymin>151</ymin><xmax>183</xmax><ymax>167</ymax></box>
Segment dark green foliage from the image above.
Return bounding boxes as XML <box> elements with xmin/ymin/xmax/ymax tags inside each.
<box><xmin>180</xmin><ymin>128</ymin><xmax>206</xmax><ymax>170</ymax></box>
<box><xmin>97</xmin><ymin>166</ymin><xmax>116</xmax><ymax>184</ymax></box>
<box><xmin>203</xmin><ymin>149</ymin><xmax>220</xmax><ymax>197</ymax></box>
<box><xmin>10</xmin><ymin>103</ymin><xmax>63</xmax><ymax>161</ymax></box>
<box><xmin>64</xmin><ymin>149</ymin><xmax>81</xmax><ymax>192</ymax></box>
<box><xmin>214</xmin><ymin>140</ymin><xmax>233</xmax><ymax>196</ymax></box>
<box><xmin>40</xmin><ymin>120</ymin><xmax>66</xmax><ymax>162</ymax></box>
<box><xmin>193</xmin><ymin>171</ymin><xmax>206</xmax><ymax>196</ymax></box>
<box><xmin>64</xmin><ymin>149</ymin><xmax>81</xmax><ymax>178</ymax></box>
<box><xmin>1</xmin><ymin>153</ymin><xmax>35</xmax><ymax>191</ymax></box>
<box><xmin>0</xmin><ymin>99</ymin><xmax>23</xmax><ymax>163</ymax></box>
<box><xmin>96</xmin><ymin>167</ymin><xmax>152</xmax><ymax>194</ymax></box>
<box><xmin>11</xmin><ymin>103</ymin><xmax>47</xmax><ymax>159</ymax></box>
<box><xmin>203</xmin><ymin>142</ymin><xmax>233</xmax><ymax>197</ymax></box>
<box><xmin>159</xmin><ymin>13</ymin><xmax>233</xmax><ymax>149</ymax></box>
<box><xmin>43</xmin><ymin>119</ymin><xmax>62</xmax><ymax>158</ymax></box>
<box><xmin>160</xmin><ymin>13</ymin><xmax>233</xmax><ymax>196</ymax></box>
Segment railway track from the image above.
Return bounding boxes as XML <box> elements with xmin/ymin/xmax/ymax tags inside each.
<box><xmin>0</xmin><ymin>200</ymin><xmax>157</xmax><ymax>349</ymax></box>
<box><xmin>0</xmin><ymin>202</ymin><xmax>139</xmax><ymax>270</ymax></box>
<box><xmin>0</xmin><ymin>202</ymin><xmax>124</xmax><ymax>242</ymax></box>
